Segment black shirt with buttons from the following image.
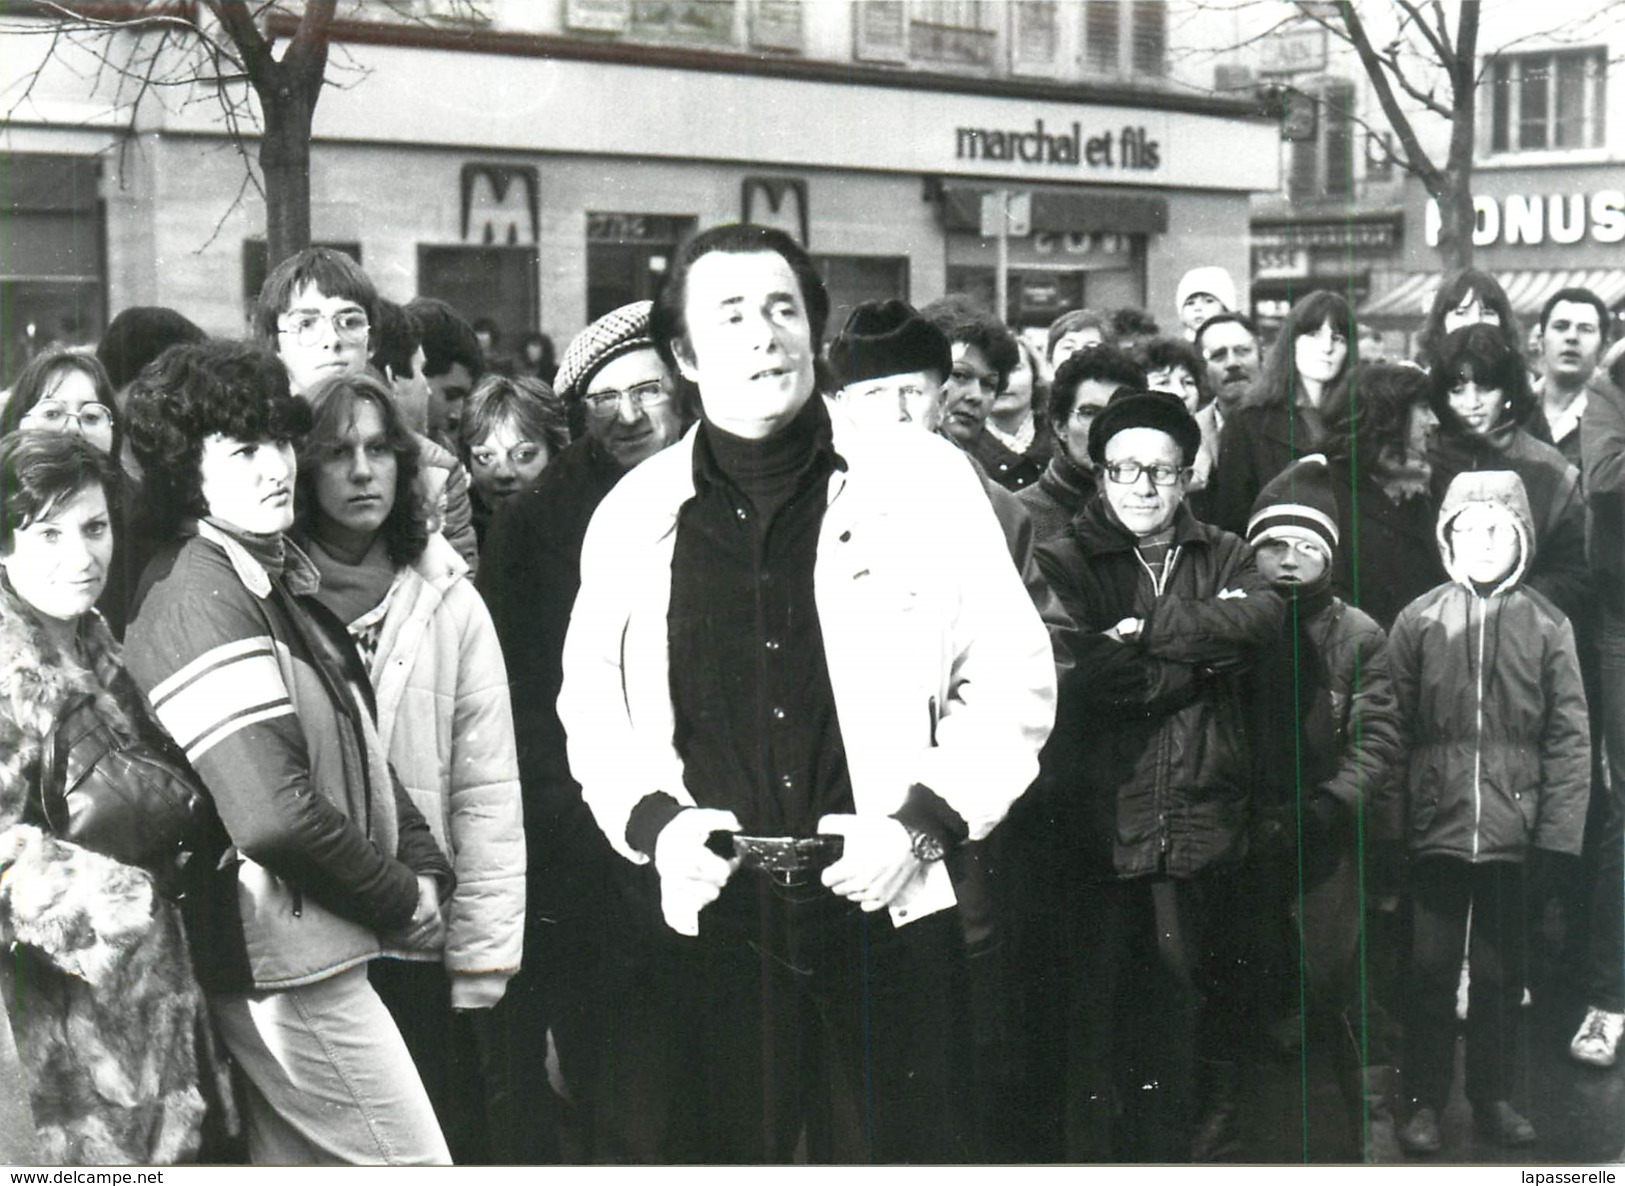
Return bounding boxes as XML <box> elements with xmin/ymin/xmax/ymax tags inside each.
<box><xmin>660</xmin><ymin>395</ymin><xmax>857</xmax><ymax>838</ymax></box>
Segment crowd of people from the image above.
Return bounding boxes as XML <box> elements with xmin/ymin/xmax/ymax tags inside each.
<box><xmin>0</xmin><ymin>230</ymin><xmax>1620</xmax><ymax>1166</ymax></box>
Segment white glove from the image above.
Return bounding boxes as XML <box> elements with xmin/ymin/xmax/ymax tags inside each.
<box><xmin>652</xmin><ymin>807</ymin><xmax>741</xmax><ymax>936</ymax></box>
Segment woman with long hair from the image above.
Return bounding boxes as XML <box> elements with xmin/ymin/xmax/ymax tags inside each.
<box><xmin>1209</xmin><ymin>289</ymin><xmax>1356</xmax><ymax>532</ymax></box>
<box><xmin>0</xmin><ymin>430</ymin><xmax>219</xmax><ymax>1163</ymax></box>
<box><xmin>294</xmin><ymin>371</ymin><xmax>523</xmax><ymax>1163</ymax></box>
<box><xmin>120</xmin><ymin>339</ymin><xmax>453</xmax><ymax>1165</ymax></box>
<box><xmin>1415</xmin><ymin>269</ymin><xmax>1520</xmax><ymax>371</ymax></box>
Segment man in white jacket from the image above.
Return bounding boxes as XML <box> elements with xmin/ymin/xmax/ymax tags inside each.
<box><xmin>559</xmin><ymin>224</ymin><xmax>1055</xmax><ymax>1163</ymax></box>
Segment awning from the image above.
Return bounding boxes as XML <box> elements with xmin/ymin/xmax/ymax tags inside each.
<box><xmin>1359</xmin><ymin>268</ymin><xmax>1625</xmax><ymax>322</ymax></box>
<box><xmin>939</xmin><ymin>184</ymin><xmax>1169</xmax><ymax>236</ymax></box>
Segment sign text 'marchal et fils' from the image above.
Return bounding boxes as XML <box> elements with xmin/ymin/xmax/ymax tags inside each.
<box><xmin>955</xmin><ymin>119</ymin><xmax>1162</xmax><ymax>170</ymax></box>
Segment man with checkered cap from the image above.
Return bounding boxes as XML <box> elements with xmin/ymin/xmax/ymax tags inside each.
<box><xmin>477</xmin><ymin>300</ymin><xmax>687</xmax><ymax>1160</ymax></box>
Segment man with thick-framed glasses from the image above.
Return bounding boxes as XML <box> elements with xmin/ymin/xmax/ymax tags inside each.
<box><xmin>1031</xmin><ymin>387</ymin><xmax>1282</xmax><ymax>1163</ymax></box>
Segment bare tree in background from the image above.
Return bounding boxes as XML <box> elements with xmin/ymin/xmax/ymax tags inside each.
<box><xmin>3</xmin><ymin>1</ymin><xmax>483</xmax><ymax>267</ymax></box>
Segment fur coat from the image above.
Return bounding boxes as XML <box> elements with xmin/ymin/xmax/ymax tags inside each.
<box><xmin>0</xmin><ymin>586</ymin><xmax>210</xmax><ymax>1165</ymax></box>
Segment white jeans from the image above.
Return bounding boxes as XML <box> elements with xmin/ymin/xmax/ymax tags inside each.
<box><xmin>211</xmin><ymin>966</ymin><xmax>450</xmax><ymax>1165</ymax></box>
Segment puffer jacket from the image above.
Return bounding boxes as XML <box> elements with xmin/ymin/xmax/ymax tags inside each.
<box><xmin>1388</xmin><ymin>470</ymin><xmax>1590</xmax><ymax>864</ymax></box>
<box><xmin>359</xmin><ymin>533</ymin><xmax>524</xmax><ymax>995</ymax></box>
<box><xmin>1035</xmin><ymin>497</ymin><xmax>1284</xmax><ymax>880</ymax></box>
<box><xmin>125</xmin><ymin>521</ymin><xmax>450</xmax><ymax>992</ymax></box>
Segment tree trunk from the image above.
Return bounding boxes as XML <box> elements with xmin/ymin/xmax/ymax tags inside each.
<box><xmin>259</xmin><ymin>83</ymin><xmax>314</xmax><ymax>269</ymax></box>
<box><xmin>1434</xmin><ymin>172</ymin><xmax>1476</xmax><ymax>273</ymax></box>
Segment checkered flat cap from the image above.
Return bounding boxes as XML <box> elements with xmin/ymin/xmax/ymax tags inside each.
<box><xmin>554</xmin><ymin>300</ymin><xmax>655</xmax><ymax>403</ymax></box>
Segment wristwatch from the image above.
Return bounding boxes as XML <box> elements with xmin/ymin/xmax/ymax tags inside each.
<box><xmin>903</xmin><ymin>824</ymin><xmax>947</xmax><ymax>863</ymax></box>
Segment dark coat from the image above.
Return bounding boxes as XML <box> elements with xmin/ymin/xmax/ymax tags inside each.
<box><xmin>1034</xmin><ymin>497</ymin><xmax>1284</xmax><ymax>881</ymax></box>
<box><xmin>1287</xmin><ymin>454</ymin><xmax>1446</xmax><ymax>631</ymax></box>
<box><xmin>967</xmin><ymin>424</ymin><xmax>1049</xmax><ymax>493</ymax></box>
<box><xmin>1017</xmin><ymin>448</ymin><xmax>1097</xmax><ymax>546</ymax></box>
<box><xmin>1208</xmin><ymin>400</ymin><xmax>1323</xmax><ymax>535</ymax></box>
<box><xmin>1389</xmin><ymin>470</ymin><xmax>1590</xmax><ymax>864</ymax></box>
<box><xmin>1582</xmin><ymin>370</ymin><xmax>1625</xmax><ymax>615</ymax></box>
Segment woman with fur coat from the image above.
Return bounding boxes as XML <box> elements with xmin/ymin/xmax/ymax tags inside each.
<box><xmin>0</xmin><ymin>430</ymin><xmax>212</xmax><ymax>1164</ymax></box>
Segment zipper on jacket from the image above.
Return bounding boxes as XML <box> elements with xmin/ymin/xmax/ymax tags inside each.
<box><xmin>1471</xmin><ymin>598</ymin><xmax>1487</xmax><ymax>861</ymax></box>
<box><xmin>1133</xmin><ymin>544</ymin><xmax>1181</xmax><ymax>598</ymax></box>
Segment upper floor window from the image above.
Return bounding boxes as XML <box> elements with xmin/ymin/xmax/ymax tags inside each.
<box><xmin>1084</xmin><ymin>0</ymin><xmax>1165</xmax><ymax>78</ymax></box>
<box><xmin>1490</xmin><ymin>49</ymin><xmax>1606</xmax><ymax>152</ymax></box>
<box><xmin>910</xmin><ymin>0</ymin><xmax>998</xmax><ymax>68</ymax></box>
<box><xmin>1288</xmin><ymin>78</ymin><xmax>1355</xmax><ymax>202</ymax></box>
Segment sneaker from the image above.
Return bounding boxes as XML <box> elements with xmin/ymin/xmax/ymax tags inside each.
<box><xmin>1400</xmin><ymin>1106</ymin><xmax>1442</xmax><ymax>1155</ymax></box>
<box><xmin>1570</xmin><ymin>1007</ymin><xmax>1625</xmax><ymax>1068</ymax></box>
<box><xmin>1475</xmin><ymin>1100</ymin><xmax>1536</xmax><ymax>1146</ymax></box>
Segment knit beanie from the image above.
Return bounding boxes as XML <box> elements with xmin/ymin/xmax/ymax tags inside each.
<box><xmin>826</xmin><ymin>299</ymin><xmax>952</xmax><ymax>389</ymax></box>
<box><xmin>1176</xmin><ymin>266</ymin><xmax>1239</xmax><ymax>315</ymax></box>
<box><xmin>1247</xmin><ymin>455</ymin><xmax>1340</xmax><ymax>565</ymax></box>
<box><xmin>553</xmin><ymin>300</ymin><xmax>655</xmax><ymax>403</ymax></box>
<box><xmin>1087</xmin><ymin>387</ymin><xmax>1202</xmax><ymax>467</ymax></box>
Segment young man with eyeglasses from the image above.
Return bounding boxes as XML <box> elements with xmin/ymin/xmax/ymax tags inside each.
<box><xmin>1032</xmin><ymin>387</ymin><xmax>1282</xmax><ymax>1163</ymax></box>
<box><xmin>253</xmin><ymin>248</ymin><xmax>479</xmax><ymax>572</ymax></box>
<box><xmin>476</xmin><ymin>300</ymin><xmax>687</xmax><ymax>1161</ymax></box>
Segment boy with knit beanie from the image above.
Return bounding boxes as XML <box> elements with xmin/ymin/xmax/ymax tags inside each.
<box><xmin>1237</xmin><ymin>456</ymin><xmax>1405</xmax><ymax>1161</ymax></box>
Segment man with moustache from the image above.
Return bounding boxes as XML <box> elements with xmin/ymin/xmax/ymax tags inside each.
<box><xmin>1194</xmin><ymin>312</ymin><xmax>1261</xmax><ymax>479</ymax></box>
<box><xmin>559</xmin><ymin>225</ymin><xmax>1055</xmax><ymax>1163</ymax></box>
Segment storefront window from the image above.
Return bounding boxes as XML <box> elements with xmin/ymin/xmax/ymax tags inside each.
<box><xmin>586</xmin><ymin>213</ymin><xmax>696</xmax><ymax>323</ymax></box>
<box><xmin>418</xmin><ymin>245</ymin><xmax>539</xmax><ymax>356</ymax></box>
<box><xmin>1</xmin><ymin>155</ymin><xmax>104</xmax><ymax>384</ymax></box>
<box><xmin>814</xmin><ymin>255</ymin><xmax>909</xmax><ymax>332</ymax></box>
<box><xmin>1490</xmin><ymin>50</ymin><xmax>1606</xmax><ymax>153</ymax></box>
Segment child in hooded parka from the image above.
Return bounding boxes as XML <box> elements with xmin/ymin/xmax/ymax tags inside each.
<box><xmin>1388</xmin><ymin>469</ymin><xmax>1591</xmax><ymax>1154</ymax></box>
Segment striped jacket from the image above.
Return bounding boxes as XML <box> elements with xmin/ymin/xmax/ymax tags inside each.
<box><xmin>125</xmin><ymin>522</ymin><xmax>448</xmax><ymax>993</ymax></box>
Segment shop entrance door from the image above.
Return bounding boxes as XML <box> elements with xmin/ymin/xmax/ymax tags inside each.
<box><xmin>417</xmin><ymin>245</ymin><xmax>539</xmax><ymax>353</ymax></box>
<box><xmin>586</xmin><ymin>214</ymin><xmax>697</xmax><ymax>322</ymax></box>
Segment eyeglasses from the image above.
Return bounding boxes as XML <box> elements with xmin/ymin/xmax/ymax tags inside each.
<box><xmin>470</xmin><ymin>442</ymin><xmax>546</xmax><ymax>470</ymax></box>
<box><xmin>277</xmin><ymin>309</ymin><xmax>370</xmax><ymax>346</ymax></box>
<box><xmin>583</xmin><ymin>380</ymin><xmax>671</xmax><ymax>418</ymax></box>
<box><xmin>1453</xmin><ymin>521</ymin><xmax>1512</xmax><ymax>540</ymax></box>
<box><xmin>1258</xmin><ymin>538</ymin><xmax>1325</xmax><ymax>558</ymax></box>
<box><xmin>1070</xmin><ymin>404</ymin><xmax>1110</xmax><ymax>424</ymax></box>
<box><xmin>24</xmin><ymin>399</ymin><xmax>114</xmax><ymax>435</ymax></box>
<box><xmin>1104</xmin><ymin>460</ymin><xmax>1187</xmax><ymax>487</ymax></box>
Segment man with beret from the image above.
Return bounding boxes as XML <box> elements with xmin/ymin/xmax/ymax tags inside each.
<box><xmin>560</xmin><ymin>224</ymin><xmax>1055</xmax><ymax>1163</ymax></box>
<box><xmin>477</xmin><ymin>300</ymin><xmax>687</xmax><ymax>1160</ymax></box>
<box><xmin>1033</xmin><ymin>388</ymin><xmax>1283</xmax><ymax>1163</ymax></box>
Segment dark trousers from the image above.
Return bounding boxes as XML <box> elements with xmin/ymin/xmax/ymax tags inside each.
<box><xmin>368</xmin><ymin>959</ymin><xmax>509</xmax><ymax>1164</ymax></box>
<box><xmin>1061</xmin><ymin>874</ymin><xmax>1216</xmax><ymax>1163</ymax></box>
<box><xmin>1404</xmin><ymin>857</ymin><xmax>1529</xmax><ymax>1111</ymax></box>
<box><xmin>649</xmin><ymin>872</ymin><xmax>974</xmax><ymax>1164</ymax></box>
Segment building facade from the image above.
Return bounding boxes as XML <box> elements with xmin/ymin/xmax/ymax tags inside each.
<box><xmin>0</xmin><ymin>0</ymin><xmax>1276</xmax><ymax>378</ymax></box>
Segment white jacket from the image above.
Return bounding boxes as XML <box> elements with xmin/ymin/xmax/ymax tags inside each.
<box><xmin>560</xmin><ymin>407</ymin><xmax>1056</xmax><ymax>926</ymax></box>
<box><xmin>370</xmin><ymin>532</ymin><xmax>525</xmax><ymax>995</ymax></box>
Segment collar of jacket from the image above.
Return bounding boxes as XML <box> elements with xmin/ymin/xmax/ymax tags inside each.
<box><xmin>1041</xmin><ymin>446</ymin><xmax>1095</xmax><ymax>502</ymax></box>
<box><xmin>1074</xmin><ymin>495</ymin><xmax>1208</xmax><ymax>555</ymax></box>
<box><xmin>193</xmin><ymin>519</ymin><xmax>321</xmax><ymax>600</ymax></box>
<box><xmin>688</xmin><ymin>391</ymin><xmax>846</xmax><ymax>498</ymax></box>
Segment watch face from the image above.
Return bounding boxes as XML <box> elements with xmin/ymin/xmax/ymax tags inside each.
<box><xmin>909</xmin><ymin>829</ymin><xmax>947</xmax><ymax>862</ymax></box>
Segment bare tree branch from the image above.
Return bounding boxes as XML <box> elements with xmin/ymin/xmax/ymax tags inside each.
<box><xmin>1392</xmin><ymin>0</ymin><xmax>1452</xmax><ymax>67</ymax></box>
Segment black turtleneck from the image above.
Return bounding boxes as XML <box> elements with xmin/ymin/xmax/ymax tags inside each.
<box><xmin>630</xmin><ymin>395</ymin><xmax>856</xmax><ymax>852</ymax></box>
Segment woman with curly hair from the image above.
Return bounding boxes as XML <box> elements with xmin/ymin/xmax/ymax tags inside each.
<box><xmin>119</xmin><ymin>340</ymin><xmax>453</xmax><ymax>1165</ymax></box>
<box><xmin>1209</xmin><ymin>289</ymin><xmax>1357</xmax><ymax>533</ymax></box>
<box><xmin>458</xmin><ymin>374</ymin><xmax>569</xmax><ymax>546</ymax></box>
<box><xmin>293</xmin><ymin>371</ymin><xmax>523</xmax><ymax>1163</ymax></box>
<box><xmin>0</xmin><ymin>430</ymin><xmax>220</xmax><ymax>1164</ymax></box>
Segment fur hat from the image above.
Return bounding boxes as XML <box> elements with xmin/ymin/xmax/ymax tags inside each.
<box><xmin>1176</xmin><ymin>266</ymin><xmax>1239</xmax><ymax>315</ymax></box>
<box><xmin>1247</xmin><ymin>455</ymin><xmax>1340</xmax><ymax>564</ymax></box>
<box><xmin>553</xmin><ymin>300</ymin><xmax>655</xmax><ymax>404</ymax></box>
<box><xmin>827</xmin><ymin>300</ymin><xmax>952</xmax><ymax>389</ymax></box>
<box><xmin>1087</xmin><ymin>387</ymin><xmax>1202</xmax><ymax>467</ymax></box>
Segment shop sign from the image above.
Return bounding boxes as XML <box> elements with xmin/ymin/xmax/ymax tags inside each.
<box><xmin>741</xmin><ymin>177</ymin><xmax>809</xmax><ymax>246</ymax></box>
<box><xmin>461</xmin><ymin>164</ymin><xmax>538</xmax><ymax>246</ymax></box>
<box><xmin>1254</xmin><ymin>221</ymin><xmax>1399</xmax><ymax>251</ymax></box>
<box><xmin>1252</xmin><ymin>245</ymin><xmax>1310</xmax><ymax>280</ymax></box>
<box><xmin>954</xmin><ymin>121</ymin><xmax>1161</xmax><ymax>172</ymax></box>
<box><xmin>587</xmin><ymin>213</ymin><xmax>690</xmax><ymax>243</ymax></box>
<box><xmin>1258</xmin><ymin>27</ymin><xmax>1327</xmax><ymax>76</ymax></box>
<box><xmin>1425</xmin><ymin>191</ymin><xmax>1625</xmax><ymax>247</ymax></box>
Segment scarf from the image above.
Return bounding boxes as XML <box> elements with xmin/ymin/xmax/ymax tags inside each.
<box><xmin>301</xmin><ymin>535</ymin><xmax>397</xmax><ymax>629</ymax></box>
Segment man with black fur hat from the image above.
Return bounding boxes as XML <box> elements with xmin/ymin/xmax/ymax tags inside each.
<box><xmin>1033</xmin><ymin>388</ymin><xmax>1283</xmax><ymax>1164</ymax></box>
